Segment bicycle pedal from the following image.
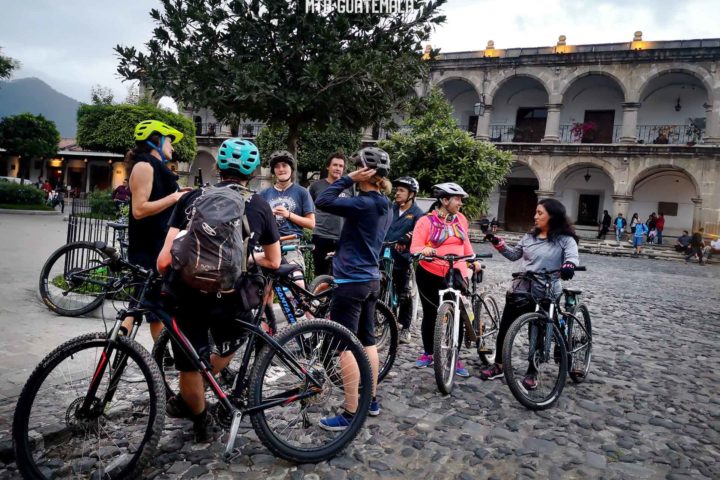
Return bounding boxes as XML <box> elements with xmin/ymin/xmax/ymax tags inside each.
<box><xmin>223</xmin><ymin>448</ymin><xmax>243</xmax><ymax>463</ymax></box>
<box><xmin>478</xmin><ymin>347</ymin><xmax>494</xmax><ymax>354</ymax></box>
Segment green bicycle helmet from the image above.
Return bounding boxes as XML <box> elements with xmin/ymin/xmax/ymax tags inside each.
<box><xmin>268</xmin><ymin>150</ymin><xmax>296</xmax><ymax>172</ymax></box>
<box><xmin>217</xmin><ymin>138</ymin><xmax>260</xmax><ymax>175</ymax></box>
<box><xmin>134</xmin><ymin>120</ymin><xmax>184</xmax><ymax>143</ymax></box>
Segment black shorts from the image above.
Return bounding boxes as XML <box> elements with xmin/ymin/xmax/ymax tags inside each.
<box><xmin>329</xmin><ymin>280</ymin><xmax>380</xmax><ymax>347</ymax></box>
<box><xmin>168</xmin><ymin>289</ymin><xmax>251</xmax><ymax>372</ymax></box>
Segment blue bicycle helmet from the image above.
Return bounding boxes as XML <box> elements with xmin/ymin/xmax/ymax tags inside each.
<box><xmin>217</xmin><ymin>138</ymin><xmax>260</xmax><ymax>175</ymax></box>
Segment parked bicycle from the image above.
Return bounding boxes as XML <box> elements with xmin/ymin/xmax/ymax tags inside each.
<box><xmin>14</xmin><ymin>244</ymin><xmax>374</xmax><ymax>479</ymax></box>
<box><xmin>502</xmin><ymin>267</ymin><xmax>591</xmax><ymax>410</ymax></box>
<box><xmin>416</xmin><ymin>252</ymin><xmax>500</xmax><ymax>395</ymax></box>
<box><xmin>378</xmin><ymin>240</ymin><xmax>420</xmax><ymax>331</ymax></box>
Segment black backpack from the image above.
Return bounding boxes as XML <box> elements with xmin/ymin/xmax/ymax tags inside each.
<box><xmin>171</xmin><ymin>184</ymin><xmax>253</xmax><ymax>293</ymax></box>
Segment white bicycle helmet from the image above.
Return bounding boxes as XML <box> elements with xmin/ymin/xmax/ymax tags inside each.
<box><xmin>432</xmin><ymin>182</ymin><xmax>469</xmax><ymax>199</ymax></box>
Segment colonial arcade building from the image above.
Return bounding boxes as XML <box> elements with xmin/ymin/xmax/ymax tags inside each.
<box><xmin>427</xmin><ymin>34</ymin><xmax>720</xmax><ymax>237</ymax></box>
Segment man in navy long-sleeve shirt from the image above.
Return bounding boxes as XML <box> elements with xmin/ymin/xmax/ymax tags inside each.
<box><xmin>314</xmin><ymin>148</ymin><xmax>392</xmax><ymax>431</ymax></box>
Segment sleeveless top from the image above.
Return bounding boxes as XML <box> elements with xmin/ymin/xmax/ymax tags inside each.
<box><xmin>128</xmin><ymin>153</ymin><xmax>179</xmax><ymax>269</ymax></box>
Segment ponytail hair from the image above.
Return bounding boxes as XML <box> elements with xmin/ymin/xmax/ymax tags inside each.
<box><xmin>372</xmin><ymin>175</ymin><xmax>392</xmax><ymax>195</ymax></box>
<box><xmin>126</xmin><ymin>133</ymin><xmax>163</xmax><ymax>171</ymax></box>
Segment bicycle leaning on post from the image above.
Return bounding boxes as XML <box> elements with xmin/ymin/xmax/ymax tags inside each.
<box><xmin>414</xmin><ymin>252</ymin><xmax>500</xmax><ymax>395</ymax></box>
<box><xmin>501</xmin><ymin>266</ymin><xmax>591</xmax><ymax>410</ymax></box>
<box><xmin>14</xmin><ymin>243</ymin><xmax>374</xmax><ymax>479</ymax></box>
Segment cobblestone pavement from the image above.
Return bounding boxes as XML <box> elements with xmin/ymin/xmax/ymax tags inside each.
<box><xmin>1</xmin><ymin>214</ymin><xmax>719</xmax><ymax>479</ymax></box>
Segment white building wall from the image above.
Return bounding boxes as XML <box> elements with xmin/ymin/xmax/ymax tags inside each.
<box><xmin>560</xmin><ymin>86</ymin><xmax>623</xmax><ymax>125</ymax></box>
<box><xmin>629</xmin><ymin>172</ymin><xmax>696</xmax><ymax>235</ymax></box>
<box><xmin>492</xmin><ymin>88</ymin><xmax>548</xmax><ymax>125</ymax></box>
<box><xmin>637</xmin><ymin>84</ymin><xmax>707</xmax><ymax>126</ymax></box>
<box><xmin>554</xmin><ymin>169</ymin><xmax>614</xmax><ymax>223</ymax></box>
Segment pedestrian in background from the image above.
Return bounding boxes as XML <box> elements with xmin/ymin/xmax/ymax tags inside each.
<box><xmin>685</xmin><ymin>228</ymin><xmax>705</xmax><ymax>265</ymax></box>
<box><xmin>633</xmin><ymin>220</ymin><xmax>648</xmax><ymax>256</ymax></box>
<box><xmin>597</xmin><ymin>210</ymin><xmax>611</xmax><ymax>239</ymax></box>
<box><xmin>629</xmin><ymin>212</ymin><xmax>640</xmax><ymax>236</ymax></box>
<box><xmin>614</xmin><ymin>212</ymin><xmax>627</xmax><ymax>242</ymax></box>
<box><xmin>656</xmin><ymin>213</ymin><xmax>665</xmax><ymax>245</ymax></box>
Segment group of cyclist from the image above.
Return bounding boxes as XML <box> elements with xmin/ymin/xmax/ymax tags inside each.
<box><xmin>125</xmin><ymin>119</ymin><xmax>581</xmax><ymax>441</ymax></box>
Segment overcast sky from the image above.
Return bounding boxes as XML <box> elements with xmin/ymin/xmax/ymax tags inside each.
<box><xmin>2</xmin><ymin>0</ymin><xmax>719</xmax><ymax>103</ymax></box>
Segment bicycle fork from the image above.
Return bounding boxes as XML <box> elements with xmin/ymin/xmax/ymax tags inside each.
<box><xmin>438</xmin><ymin>289</ymin><xmax>461</xmax><ymax>349</ymax></box>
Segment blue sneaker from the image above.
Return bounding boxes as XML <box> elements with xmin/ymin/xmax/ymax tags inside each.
<box><xmin>455</xmin><ymin>360</ymin><xmax>470</xmax><ymax>378</ymax></box>
<box><xmin>319</xmin><ymin>412</ymin><xmax>352</xmax><ymax>431</ymax></box>
<box><xmin>369</xmin><ymin>400</ymin><xmax>381</xmax><ymax>417</ymax></box>
<box><xmin>415</xmin><ymin>353</ymin><xmax>433</xmax><ymax>368</ymax></box>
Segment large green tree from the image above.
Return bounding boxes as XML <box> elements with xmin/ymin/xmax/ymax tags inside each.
<box><xmin>115</xmin><ymin>0</ymin><xmax>445</xmax><ymax>159</ymax></box>
<box><xmin>0</xmin><ymin>113</ymin><xmax>60</xmax><ymax>181</ymax></box>
<box><xmin>0</xmin><ymin>47</ymin><xmax>19</xmax><ymax>80</ymax></box>
<box><xmin>76</xmin><ymin>103</ymin><xmax>197</xmax><ymax>163</ymax></box>
<box><xmin>256</xmin><ymin>123</ymin><xmax>361</xmax><ymax>185</ymax></box>
<box><xmin>380</xmin><ymin>88</ymin><xmax>514</xmax><ymax>219</ymax></box>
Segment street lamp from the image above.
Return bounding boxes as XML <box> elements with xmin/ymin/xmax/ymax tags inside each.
<box><xmin>474</xmin><ymin>94</ymin><xmax>486</xmax><ymax>116</ymax></box>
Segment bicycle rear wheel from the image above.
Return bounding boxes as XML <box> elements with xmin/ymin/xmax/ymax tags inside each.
<box><xmin>13</xmin><ymin>332</ymin><xmax>164</xmax><ymax>479</ymax></box>
<box><xmin>248</xmin><ymin>319</ymin><xmax>372</xmax><ymax>463</ymax></box>
<box><xmin>503</xmin><ymin>313</ymin><xmax>567</xmax><ymax>410</ymax></box>
<box><xmin>475</xmin><ymin>294</ymin><xmax>500</xmax><ymax>365</ymax></box>
<box><xmin>433</xmin><ymin>302</ymin><xmax>457</xmax><ymax>395</ymax></box>
<box><xmin>567</xmin><ymin>304</ymin><xmax>592</xmax><ymax>383</ymax></box>
<box><xmin>39</xmin><ymin>242</ymin><xmax>116</xmax><ymax>316</ymax></box>
<box><xmin>375</xmin><ymin>301</ymin><xmax>398</xmax><ymax>383</ymax></box>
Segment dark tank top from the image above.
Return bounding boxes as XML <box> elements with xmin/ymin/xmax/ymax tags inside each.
<box><xmin>128</xmin><ymin>153</ymin><xmax>179</xmax><ymax>269</ymax></box>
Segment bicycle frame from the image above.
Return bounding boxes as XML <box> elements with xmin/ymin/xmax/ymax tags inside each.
<box><xmin>270</xmin><ymin>272</ymin><xmax>334</xmax><ymax>325</ymax></box>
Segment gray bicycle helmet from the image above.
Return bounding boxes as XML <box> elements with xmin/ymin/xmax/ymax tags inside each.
<box><xmin>432</xmin><ymin>182</ymin><xmax>469</xmax><ymax>199</ymax></box>
<box><xmin>392</xmin><ymin>176</ymin><xmax>419</xmax><ymax>193</ymax></box>
<box><xmin>351</xmin><ymin>147</ymin><xmax>390</xmax><ymax>177</ymax></box>
<box><xmin>268</xmin><ymin>150</ymin><xmax>296</xmax><ymax>171</ymax></box>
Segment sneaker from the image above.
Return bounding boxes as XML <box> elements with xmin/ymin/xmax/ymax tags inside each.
<box><xmin>319</xmin><ymin>412</ymin><xmax>353</xmax><ymax>431</ymax></box>
<box><xmin>166</xmin><ymin>395</ymin><xmax>192</xmax><ymax>419</ymax></box>
<box><xmin>415</xmin><ymin>353</ymin><xmax>433</xmax><ymax>368</ymax></box>
<box><xmin>479</xmin><ymin>364</ymin><xmax>503</xmax><ymax>381</ymax></box>
<box><xmin>369</xmin><ymin>400</ymin><xmax>381</xmax><ymax>417</ymax></box>
<box><xmin>399</xmin><ymin>328</ymin><xmax>412</xmax><ymax>345</ymax></box>
<box><xmin>192</xmin><ymin>409</ymin><xmax>215</xmax><ymax>443</ymax></box>
<box><xmin>522</xmin><ymin>373</ymin><xmax>537</xmax><ymax>391</ymax></box>
<box><xmin>455</xmin><ymin>361</ymin><xmax>469</xmax><ymax>377</ymax></box>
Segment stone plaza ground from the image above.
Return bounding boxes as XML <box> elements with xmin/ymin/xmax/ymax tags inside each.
<box><xmin>0</xmin><ymin>213</ymin><xmax>718</xmax><ymax>479</ymax></box>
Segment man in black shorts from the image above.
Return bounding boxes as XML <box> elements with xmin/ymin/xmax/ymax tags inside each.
<box><xmin>156</xmin><ymin>138</ymin><xmax>280</xmax><ymax>441</ymax></box>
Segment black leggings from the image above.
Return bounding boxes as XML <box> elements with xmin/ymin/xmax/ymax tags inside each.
<box><xmin>495</xmin><ymin>294</ymin><xmax>537</xmax><ymax>365</ymax></box>
<box><xmin>416</xmin><ymin>265</ymin><xmax>468</xmax><ymax>355</ymax></box>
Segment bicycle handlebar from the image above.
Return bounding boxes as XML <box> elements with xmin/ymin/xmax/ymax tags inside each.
<box><xmin>413</xmin><ymin>252</ymin><xmax>491</xmax><ymax>262</ymax></box>
<box><xmin>511</xmin><ymin>265</ymin><xmax>587</xmax><ymax>279</ymax></box>
<box><xmin>281</xmin><ymin>244</ymin><xmax>315</xmax><ymax>253</ymax></box>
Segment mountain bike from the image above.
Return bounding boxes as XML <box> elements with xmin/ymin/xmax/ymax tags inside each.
<box><xmin>15</xmin><ymin>246</ymin><xmax>373</xmax><ymax>479</ymax></box>
<box><xmin>378</xmin><ymin>241</ymin><xmax>420</xmax><ymax>329</ymax></box>
<box><xmin>39</xmin><ymin>240</ymin><xmax>140</xmax><ymax>316</ymax></box>
<box><xmin>417</xmin><ymin>252</ymin><xmax>499</xmax><ymax>395</ymax></box>
<box><xmin>501</xmin><ymin>267</ymin><xmax>591</xmax><ymax>410</ymax></box>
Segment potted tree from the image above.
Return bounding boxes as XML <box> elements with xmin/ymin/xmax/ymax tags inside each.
<box><xmin>570</xmin><ymin>121</ymin><xmax>598</xmax><ymax>143</ymax></box>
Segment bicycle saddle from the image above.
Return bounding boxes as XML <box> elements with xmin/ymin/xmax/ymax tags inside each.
<box><xmin>92</xmin><ymin>241</ymin><xmax>120</xmax><ymax>261</ymax></box>
<box><xmin>562</xmin><ymin>288</ymin><xmax>582</xmax><ymax>295</ymax></box>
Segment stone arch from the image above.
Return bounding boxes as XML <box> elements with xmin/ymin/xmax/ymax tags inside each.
<box><xmin>636</xmin><ymin>65</ymin><xmax>715</xmax><ymax>104</ymax></box>
<box><xmin>629</xmin><ymin>164</ymin><xmax>701</xmax><ymax>198</ymax></box>
<box><xmin>488</xmin><ymin>72</ymin><xmax>551</xmax><ymax>104</ymax></box>
<box><xmin>551</xmin><ymin>158</ymin><xmax>617</xmax><ymax>193</ymax></box>
<box><xmin>189</xmin><ymin>148</ymin><xmax>217</xmax><ymax>186</ymax></box>
<box><xmin>433</xmin><ymin>76</ymin><xmax>482</xmax><ymax>101</ymax></box>
<box><xmin>559</xmin><ymin>69</ymin><xmax>629</xmax><ymax>102</ymax></box>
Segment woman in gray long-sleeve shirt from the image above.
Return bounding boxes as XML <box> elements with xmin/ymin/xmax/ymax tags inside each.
<box><xmin>479</xmin><ymin>198</ymin><xmax>580</xmax><ymax>388</ymax></box>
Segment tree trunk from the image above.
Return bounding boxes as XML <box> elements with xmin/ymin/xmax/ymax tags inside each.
<box><xmin>286</xmin><ymin>122</ymin><xmax>300</xmax><ymax>183</ymax></box>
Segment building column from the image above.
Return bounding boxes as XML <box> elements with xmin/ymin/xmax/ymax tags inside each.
<box><xmin>535</xmin><ymin>190</ymin><xmax>555</xmax><ymax>199</ymax></box>
<box><xmin>692</xmin><ymin>197</ymin><xmax>704</xmax><ymax>231</ymax></box>
<box><xmin>611</xmin><ymin>194</ymin><xmax>632</xmax><ymax>217</ymax></box>
<box><xmin>702</xmin><ymin>102</ymin><xmax>720</xmax><ymax>144</ymax></box>
<box><xmin>619</xmin><ymin>103</ymin><xmax>641</xmax><ymax>144</ymax></box>
<box><xmin>541</xmin><ymin>104</ymin><xmax>562</xmax><ymax>143</ymax></box>
<box><xmin>496</xmin><ymin>185</ymin><xmax>508</xmax><ymax>226</ymax></box>
<box><xmin>476</xmin><ymin>105</ymin><xmax>493</xmax><ymax>141</ymax></box>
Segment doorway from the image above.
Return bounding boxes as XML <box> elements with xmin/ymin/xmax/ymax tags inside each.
<box><xmin>577</xmin><ymin>194</ymin><xmax>600</xmax><ymax>226</ymax></box>
<box><xmin>514</xmin><ymin>108</ymin><xmax>547</xmax><ymax>142</ymax></box>
<box><xmin>583</xmin><ymin>110</ymin><xmax>615</xmax><ymax>143</ymax></box>
<box><xmin>504</xmin><ymin>184</ymin><xmax>538</xmax><ymax>231</ymax></box>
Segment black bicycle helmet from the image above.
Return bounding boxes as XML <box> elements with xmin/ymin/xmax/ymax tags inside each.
<box><xmin>268</xmin><ymin>150</ymin><xmax>296</xmax><ymax>171</ymax></box>
<box><xmin>351</xmin><ymin>147</ymin><xmax>390</xmax><ymax>178</ymax></box>
<box><xmin>392</xmin><ymin>176</ymin><xmax>419</xmax><ymax>193</ymax></box>
<box><xmin>432</xmin><ymin>182</ymin><xmax>469</xmax><ymax>199</ymax></box>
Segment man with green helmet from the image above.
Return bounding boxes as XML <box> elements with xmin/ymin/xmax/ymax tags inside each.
<box><xmin>157</xmin><ymin>137</ymin><xmax>281</xmax><ymax>442</ymax></box>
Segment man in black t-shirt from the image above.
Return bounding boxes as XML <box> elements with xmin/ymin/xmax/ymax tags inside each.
<box><xmin>156</xmin><ymin>138</ymin><xmax>280</xmax><ymax>442</ymax></box>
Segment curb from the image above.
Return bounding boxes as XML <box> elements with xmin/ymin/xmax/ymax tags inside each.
<box><xmin>0</xmin><ymin>208</ymin><xmax>61</xmax><ymax>216</ymax></box>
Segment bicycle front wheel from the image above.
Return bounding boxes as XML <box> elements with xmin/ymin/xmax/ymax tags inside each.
<box><xmin>39</xmin><ymin>242</ymin><xmax>116</xmax><ymax>316</ymax></box>
<box><xmin>375</xmin><ymin>301</ymin><xmax>399</xmax><ymax>383</ymax></box>
<box><xmin>433</xmin><ymin>302</ymin><xmax>458</xmax><ymax>395</ymax></box>
<box><xmin>475</xmin><ymin>293</ymin><xmax>500</xmax><ymax>365</ymax></box>
<box><xmin>567</xmin><ymin>304</ymin><xmax>592</xmax><ymax>383</ymax></box>
<box><xmin>503</xmin><ymin>313</ymin><xmax>568</xmax><ymax>410</ymax></box>
<box><xmin>248</xmin><ymin>319</ymin><xmax>372</xmax><ymax>463</ymax></box>
<box><xmin>13</xmin><ymin>332</ymin><xmax>165</xmax><ymax>479</ymax></box>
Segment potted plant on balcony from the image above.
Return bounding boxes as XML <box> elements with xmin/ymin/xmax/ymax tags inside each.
<box><xmin>652</xmin><ymin>125</ymin><xmax>674</xmax><ymax>144</ymax></box>
<box><xmin>570</xmin><ymin>121</ymin><xmax>598</xmax><ymax>143</ymax></box>
<box><xmin>686</xmin><ymin>120</ymin><xmax>703</xmax><ymax>146</ymax></box>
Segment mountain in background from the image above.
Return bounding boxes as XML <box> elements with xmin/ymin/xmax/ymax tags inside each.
<box><xmin>0</xmin><ymin>77</ymin><xmax>81</xmax><ymax>137</ymax></box>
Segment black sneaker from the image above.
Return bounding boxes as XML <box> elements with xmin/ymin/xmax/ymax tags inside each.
<box><xmin>192</xmin><ymin>408</ymin><xmax>215</xmax><ymax>443</ymax></box>
<box><xmin>167</xmin><ymin>394</ymin><xmax>192</xmax><ymax>419</ymax></box>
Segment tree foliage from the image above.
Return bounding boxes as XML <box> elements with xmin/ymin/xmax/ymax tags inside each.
<box><xmin>256</xmin><ymin>123</ymin><xmax>361</xmax><ymax>185</ymax></box>
<box><xmin>0</xmin><ymin>47</ymin><xmax>19</xmax><ymax>80</ymax></box>
<box><xmin>76</xmin><ymin>103</ymin><xmax>197</xmax><ymax>163</ymax></box>
<box><xmin>115</xmin><ymin>0</ymin><xmax>446</xmax><ymax>158</ymax></box>
<box><xmin>0</xmin><ymin>113</ymin><xmax>60</xmax><ymax>180</ymax></box>
<box><xmin>90</xmin><ymin>85</ymin><xmax>115</xmax><ymax>105</ymax></box>
<box><xmin>379</xmin><ymin>88</ymin><xmax>513</xmax><ymax>219</ymax></box>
